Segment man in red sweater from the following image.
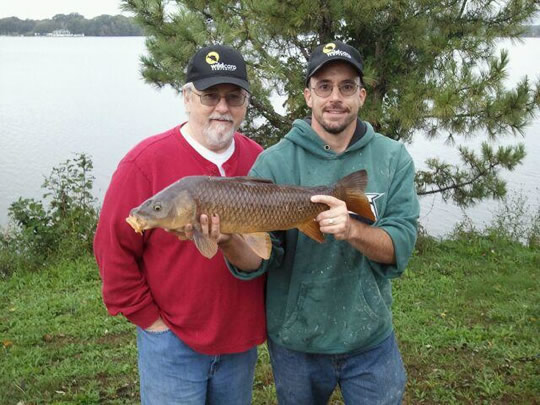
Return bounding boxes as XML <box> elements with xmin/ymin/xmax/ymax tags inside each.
<box><xmin>93</xmin><ymin>44</ymin><xmax>266</xmax><ymax>405</ymax></box>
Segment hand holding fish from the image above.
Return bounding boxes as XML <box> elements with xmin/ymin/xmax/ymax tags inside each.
<box><xmin>183</xmin><ymin>214</ymin><xmax>232</xmax><ymax>245</ymax></box>
<box><xmin>312</xmin><ymin>195</ymin><xmax>352</xmax><ymax>240</ymax></box>
<box><xmin>183</xmin><ymin>214</ymin><xmax>264</xmax><ymax>270</ymax></box>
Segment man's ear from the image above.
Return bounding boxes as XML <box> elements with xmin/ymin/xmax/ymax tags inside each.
<box><xmin>183</xmin><ymin>90</ymin><xmax>191</xmax><ymax>114</ymax></box>
<box><xmin>358</xmin><ymin>87</ymin><xmax>367</xmax><ymax>108</ymax></box>
<box><xmin>304</xmin><ymin>87</ymin><xmax>313</xmax><ymax>109</ymax></box>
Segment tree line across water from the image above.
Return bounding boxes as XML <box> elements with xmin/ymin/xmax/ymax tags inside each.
<box><xmin>1</xmin><ymin>13</ymin><xmax>539</xmax><ymax>38</ymax></box>
<box><xmin>0</xmin><ymin>13</ymin><xmax>143</xmax><ymax>36</ymax></box>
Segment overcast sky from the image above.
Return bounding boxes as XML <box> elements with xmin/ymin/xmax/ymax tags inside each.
<box><xmin>0</xmin><ymin>0</ymin><xmax>128</xmax><ymax>20</ymax></box>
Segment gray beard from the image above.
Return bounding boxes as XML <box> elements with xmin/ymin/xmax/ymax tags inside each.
<box><xmin>203</xmin><ymin>113</ymin><xmax>236</xmax><ymax>149</ymax></box>
<box><xmin>203</xmin><ymin>123</ymin><xmax>235</xmax><ymax>149</ymax></box>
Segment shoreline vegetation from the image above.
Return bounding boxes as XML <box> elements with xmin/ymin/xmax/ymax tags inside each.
<box><xmin>0</xmin><ymin>14</ymin><xmax>143</xmax><ymax>37</ymax></box>
<box><xmin>1</xmin><ymin>14</ymin><xmax>539</xmax><ymax>38</ymax></box>
<box><xmin>0</xmin><ymin>156</ymin><xmax>539</xmax><ymax>403</ymax></box>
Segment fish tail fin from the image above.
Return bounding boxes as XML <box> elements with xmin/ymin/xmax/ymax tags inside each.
<box><xmin>335</xmin><ymin>170</ymin><xmax>375</xmax><ymax>223</ymax></box>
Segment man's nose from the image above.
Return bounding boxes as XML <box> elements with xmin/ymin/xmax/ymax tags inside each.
<box><xmin>329</xmin><ymin>85</ymin><xmax>342</xmax><ymax>101</ymax></box>
<box><xmin>214</xmin><ymin>96</ymin><xmax>229</xmax><ymax>113</ymax></box>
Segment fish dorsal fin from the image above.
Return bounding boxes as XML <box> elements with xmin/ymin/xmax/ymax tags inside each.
<box><xmin>192</xmin><ymin>228</ymin><xmax>218</xmax><ymax>259</ymax></box>
<box><xmin>337</xmin><ymin>170</ymin><xmax>368</xmax><ymax>191</ymax></box>
<box><xmin>239</xmin><ymin>232</ymin><xmax>272</xmax><ymax>260</ymax></box>
<box><xmin>336</xmin><ymin>170</ymin><xmax>375</xmax><ymax>222</ymax></box>
<box><xmin>231</xmin><ymin>176</ymin><xmax>274</xmax><ymax>184</ymax></box>
<box><xmin>297</xmin><ymin>220</ymin><xmax>325</xmax><ymax>243</ymax></box>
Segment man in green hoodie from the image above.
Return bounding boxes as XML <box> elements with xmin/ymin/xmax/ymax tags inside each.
<box><xmin>197</xmin><ymin>40</ymin><xmax>419</xmax><ymax>404</ymax></box>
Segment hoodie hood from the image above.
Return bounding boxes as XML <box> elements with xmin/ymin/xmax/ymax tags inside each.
<box><xmin>283</xmin><ymin>118</ymin><xmax>375</xmax><ymax>159</ymax></box>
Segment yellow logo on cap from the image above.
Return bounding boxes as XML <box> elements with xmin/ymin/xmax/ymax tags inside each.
<box><xmin>323</xmin><ymin>43</ymin><xmax>336</xmax><ymax>54</ymax></box>
<box><xmin>206</xmin><ymin>51</ymin><xmax>220</xmax><ymax>64</ymax></box>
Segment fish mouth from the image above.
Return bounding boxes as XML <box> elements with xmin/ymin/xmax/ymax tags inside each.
<box><xmin>126</xmin><ymin>215</ymin><xmax>146</xmax><ymax>234</ymax></box>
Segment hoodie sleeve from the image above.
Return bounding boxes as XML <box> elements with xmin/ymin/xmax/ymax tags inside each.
<box><xmin>93</xmin><ymin>161</ymin><xmax>161</xmax><ymax>328</ymax></box>
<box><xmin>369</xmin><ymin>145</ymin><xmax>420</xmax><ymax>279</ymax></box>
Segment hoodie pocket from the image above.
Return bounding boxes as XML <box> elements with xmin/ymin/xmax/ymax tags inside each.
<box><xmin>279</xmin><ymin>274</ymin><xmax>388</xmax><ymax>350</ymax></box>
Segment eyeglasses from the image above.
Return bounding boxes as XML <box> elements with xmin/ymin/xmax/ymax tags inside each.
<box><xmin>191</xmin><ymin>90</ymin><xmax>247</xmax><ymax>107</ymax></box>
<box><xmin>310</xmin><ymin>81</ymin><xmax>360</xmax><ymax>98</ymax></box>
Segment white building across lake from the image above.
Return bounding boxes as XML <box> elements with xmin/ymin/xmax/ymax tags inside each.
<box><xmin>46</xmin><ymin>29</ymin><xmax>84</xmax><ymax>37</ymax></box>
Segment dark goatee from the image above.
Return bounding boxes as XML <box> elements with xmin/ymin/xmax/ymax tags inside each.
<box><xmin>322</xmin><ymin>123</ymin><xmax>349</xmax><ymax>134</ymax></box>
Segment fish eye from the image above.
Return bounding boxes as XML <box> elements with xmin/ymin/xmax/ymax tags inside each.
<box><xmin>153</xmin><ymin>203</ymin><xmax>162</xmax><ymax>212</ymax></box>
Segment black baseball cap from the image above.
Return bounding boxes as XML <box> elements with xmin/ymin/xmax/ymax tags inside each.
<box><xmin>305</xmin><ymin>41</ymin><xmax>364</xmax><ymax>86</ymax></box>
<box><xmin>185</xmin><ymin>44</ymin><xmax>250</xmax><ymax>92</ymax></box>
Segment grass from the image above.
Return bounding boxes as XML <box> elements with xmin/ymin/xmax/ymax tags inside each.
<box><xmin>1</xmin><ymin>232</ymin><xmax>538</xmax><ymax>404</ymax></box>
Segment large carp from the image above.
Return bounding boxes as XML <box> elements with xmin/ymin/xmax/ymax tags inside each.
<box><xmin>126</xmin><ymin>170</ymin><xmax>375</xmax><ymax>260</ymax></box>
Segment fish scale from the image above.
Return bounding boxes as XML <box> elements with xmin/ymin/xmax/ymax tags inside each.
<box><xmin>189</xmin><ymin>178</ymin><xmax>332</xmax><ymax>233</ymax></box>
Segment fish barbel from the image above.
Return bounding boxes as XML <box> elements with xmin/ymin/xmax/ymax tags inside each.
<box><xmin>126</xmin><ymin>170</ymin><xmax>375</xmax><ymax>259</ymax></box>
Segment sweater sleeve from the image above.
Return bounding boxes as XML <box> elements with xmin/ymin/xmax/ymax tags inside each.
<box><xmin>370</xmin><ymin>145</ymin><xmax>420</xmax><ymax>279</ymax></box>
<box><xmin>93</xmin><ymin>161</ymin><xmax>160</xmax><ymax>329</ymax></box>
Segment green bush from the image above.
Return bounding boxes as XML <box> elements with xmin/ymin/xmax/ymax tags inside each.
<box><xmin>0</xmin><ymin>153</ymin><xmax>99</xmax><ymax>276</ymax></box>
<box><xmin>486</xmin><ymin>192</ymin><xmax>540</xmax><ymax>247</ymax></box>
<box><xmin>448</xmin><ymin>191</ymin><xmax>540</xmax><ymax>248</ymax></box>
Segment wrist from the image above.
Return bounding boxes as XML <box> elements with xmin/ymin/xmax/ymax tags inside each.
<box><xmin>347</xmin><ymin>219</ymin><xmax>370</xmax><ymax>242</ymax></box>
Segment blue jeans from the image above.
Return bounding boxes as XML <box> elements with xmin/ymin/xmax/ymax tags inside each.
<box><xmin>268</xmin><ymin>332</ymin><xmax>406</xmax><ymax>405</ymax></box>
<box><xmin>136</xmin><ymin>327</ymin><xmax>257</xmax><ymax>405</ymax></box>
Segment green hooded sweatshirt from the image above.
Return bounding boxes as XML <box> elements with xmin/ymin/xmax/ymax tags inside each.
<box><xmin>229</xmin><ymin>119</ymin><xmax>419</xmax><ymax>354</ymax></box>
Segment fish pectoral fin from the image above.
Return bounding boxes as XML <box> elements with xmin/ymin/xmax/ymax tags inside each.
<box><xmin>192</xmin><ymin>229</ymin><xmax>218</xmax><ymax>259</ymax></box>
<box><xmin>239</xmin><ymin>232</ymin><xmax>272</xmax><ymax>260</ymax></box>
<box><xmin>297</xmin><ymin>220</ymin><xmax>325</xmax><ymax>243</ymax></box>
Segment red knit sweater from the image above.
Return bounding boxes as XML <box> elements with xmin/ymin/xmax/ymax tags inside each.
<box><xmin>94</xmin><ymin>125</ymin><xmax>266</xmax><ymax>355</ymax></box>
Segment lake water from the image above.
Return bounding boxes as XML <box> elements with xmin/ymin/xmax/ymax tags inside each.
<box><xmin>1</xmin><ymin>36</ymin><xmax>539</xmax><ymax>237</ymax></box>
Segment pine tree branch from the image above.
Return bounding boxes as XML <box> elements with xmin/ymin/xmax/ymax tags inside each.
<box><xmin>239</xmin><ymin>16</ymin><xmax>272</xmax><ymax>62</ymax></box>
<box><xmin>291</xmin><ymin>38</ymin><xmax>310</xmax><ymax>62</ymax></box>
<box><xmin>458</xmin><ymin>0</ymin><xmax>468</xmax><ymax>18</ymax></box>
<box><xmin>418</xmin><ymin>161</ymin><xmax>497</xmax><ymax>196</ymax></box>
<box><xmin>318</xmin><ymin>0</ymin><xmax>334</xmax><ymax>43</ymax></box>
<box><xmin>249</xmin><ymin>96</ymin><xmax>289</xmax><ymax>131</ymax></box>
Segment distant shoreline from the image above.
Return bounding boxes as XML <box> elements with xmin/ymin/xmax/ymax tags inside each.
<box><xmin>2</xmin><ymin>34</ymin><xmax>539</xmax><ymax>39</ymax></box>
<box><xmin>0</xmin><ymin>35</ymin><xmax>145</xmax><ymax>38</ymax></box>
<box><xmin>0</xmin><ymin>14</ymin><xmax>143</xmax><ymax>37</ymax></box>
<box><xmin>2</xmin><ymin>14</ymin><xmax>539</xmax><ymax>38</ymax></box>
